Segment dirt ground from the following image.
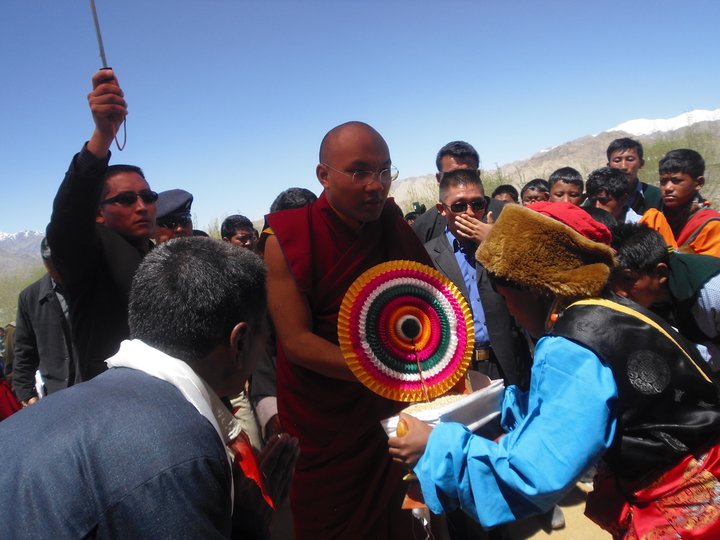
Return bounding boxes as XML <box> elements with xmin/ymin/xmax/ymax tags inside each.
<box><xmin>504</xmin><ymin>485</ymin><xmax>611</xmax><ymax>540</ymax></box>
<box><xmin>270</xmin><ymin>483</ymin><xmax>612</xmax><ymax>539</ymax></box>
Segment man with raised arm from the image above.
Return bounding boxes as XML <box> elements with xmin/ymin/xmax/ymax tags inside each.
<box><xmin>263</xmin><ymin>121</ymin><xmax>432</xmax><ymax>539</ymax></box>
<box><xmin>47</xmin><ymin>69</ymin><xmax>156</xmax><ymax>380</ymax></box>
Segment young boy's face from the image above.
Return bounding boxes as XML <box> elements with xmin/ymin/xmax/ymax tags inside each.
<box><xmin>608</xmin><ymin>148</ymin><xmax>643</xmax><ymax>186</ymax></box>
<box><xmin>613</xmin><ymin>267</ymin><xmax>670</xmax><ymax>308</ymax></box>
<box><xmin>549</xmin><ymin>181</ymin><xmax>583</xmax><ymax>206</ymax></box>
<box><xmin>659</xmin><ymin>171</ymin><xmax>703</xmax><ymax>208</ymax></box>
<box><xmin>521</xmin><ymin>188</ymin><xmax>549</xmax><ymax>206</ymax></box>
<box><xmin>592</xmin><ymin>191</ymin><xmax>628</xmax><ymax>220</ymax></box>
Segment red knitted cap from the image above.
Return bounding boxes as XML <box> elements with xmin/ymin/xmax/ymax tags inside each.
<box><xmin>528</xmin><ymin>201</ymin><xmax>612</xmax><ymax>246</ymax></box>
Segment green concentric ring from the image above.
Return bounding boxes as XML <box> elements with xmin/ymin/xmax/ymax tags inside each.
<box><xmin>364</xmin><ymin>284</ymin><xmax>451</xmax><ymax>374</ymax></box>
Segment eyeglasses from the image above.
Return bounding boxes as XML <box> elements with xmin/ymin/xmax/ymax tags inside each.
<box><xmin>99</xmin><ymin>190</ymin><xmax>159</xmax><ymax>207</ymax></box>
<box><xmin>321</xmin><ymin>163</ymin><xmax>399</xmax><ymax>186</ymax></box>
<box><xmin>156</xmin><ymin>215</ymin><xmax>192</xmax><ymax>229</ymax></box>
<box><xmin>442</xmin><ymin>199</ymin><xmax>486</xmax><ymax>213</ymax></box>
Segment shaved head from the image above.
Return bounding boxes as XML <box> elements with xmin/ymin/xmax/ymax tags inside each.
<box><xmin>319</xmin><ymin>121</ymin><xmax>387</xmax><ymax>164</ymax></box>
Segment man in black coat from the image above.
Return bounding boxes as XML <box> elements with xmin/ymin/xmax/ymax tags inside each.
<box><xmin>424</xmin><ymin>169</ymin><xmax>531</xmax><ymax>389</ymax></box>
<box><xmin>46</xmin><ymin>69</ymin><xmax>156</xmax><ymax>380</ymax></box>
<box><xmin>13</xmin><ymin>238</ymin><xmax>77</xmax><ymax>405</ymax></box>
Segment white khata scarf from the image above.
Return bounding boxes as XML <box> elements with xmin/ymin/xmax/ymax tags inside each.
<box><xmin>105</xmin><ymin>339</ymin><xmax>243</xmax><ymax>506</ymax></box>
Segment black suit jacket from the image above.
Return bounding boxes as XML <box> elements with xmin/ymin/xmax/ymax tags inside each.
<box><xmin>424</xmin><ymin>233</ymin><xmax>530</xmax><ymax>388</ymax></box>
<box><xmin>13</xmin><ymin>274</ymin><xmax>77</xmax><ymax>402</ymax></box>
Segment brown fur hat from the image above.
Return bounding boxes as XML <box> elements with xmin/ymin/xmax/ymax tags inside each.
<box><xmin>476</xmin><ymin>203</ymin><xmax>615</xmax><ymax>298</ymax></box>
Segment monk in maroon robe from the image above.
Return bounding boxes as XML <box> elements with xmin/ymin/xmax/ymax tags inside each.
<box><xmin>264</xmin><ymin>122</ymin><xmax>432</xmax><ymax>539</ymax></box>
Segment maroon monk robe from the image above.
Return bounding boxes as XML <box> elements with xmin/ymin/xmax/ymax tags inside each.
<box><xmin>267</xmin><ymin>192</ymin><xmax>433</xmax><ymax>539</ymax></box>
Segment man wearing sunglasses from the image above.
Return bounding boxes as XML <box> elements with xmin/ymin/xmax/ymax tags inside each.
<box><xmin>425</xmin><ymin>168</ymin><xmax>531</xmax><ymax>389</ymax></box>
<box><xmin>46</xmin><ymin>69</ymin><xmax>156</xmax><ymax>381</ymax></box>
<box><xmin>155</xmin><ymin>189</ymin><xmax>194</xmax><ymax>244</ymax></box>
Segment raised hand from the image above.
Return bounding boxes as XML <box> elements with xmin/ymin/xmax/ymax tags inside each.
<box><xmin>455</xmin><ymin>211</ymin><xmax>494</xmax><ymax>244</ymax></box>
<box><xmin>87</xmin><ymin>68</ymin><xmax>127</xmax><ymax>157</ymax></box>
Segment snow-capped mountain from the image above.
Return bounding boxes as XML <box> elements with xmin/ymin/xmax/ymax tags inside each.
<box><xmin>0</xmin><ymin>230</ymin><xmax>44</xmax><ymax>256</ymax></box>
<box><xmin>0</xmin><ymin>230</ymin><xmax>44</xmax><ymax>280</ymax></box>
<box><xmin>610</xmin><ymin>109</ymin><xmax>720</xmax><ymax>137</ymax></box>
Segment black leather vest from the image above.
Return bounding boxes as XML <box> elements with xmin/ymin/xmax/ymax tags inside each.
<box><xmin>550</xmin><ymin>294</ymin><xmax>720</xmax><ymax>479</ymax></box>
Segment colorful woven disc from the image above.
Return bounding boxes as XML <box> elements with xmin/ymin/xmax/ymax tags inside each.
<box><xmin>338</xmin><ymin>260</ymin><xmax>474</xmax><ymax>402</ymax></box>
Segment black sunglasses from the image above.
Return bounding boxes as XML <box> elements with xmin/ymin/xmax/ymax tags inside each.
<box><xmin>444</xmin><ymin>199</ymin><xmax>486</xmax><ymax>213</ymax></box>
<box><xmin>157</xmin><ymin>215</ymin><xmax>192</xmax><ymax>229</ymax></box>
<box><xmin>99</xmin><ymin>190</ymin><xmax>159</xmax><ymax>207</ymax></box>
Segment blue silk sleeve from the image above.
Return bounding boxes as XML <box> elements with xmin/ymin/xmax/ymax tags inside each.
<box><xmin>414</xmin><ymin>336</ymin><xmax>618</xmax><ymax>527</ymax></box>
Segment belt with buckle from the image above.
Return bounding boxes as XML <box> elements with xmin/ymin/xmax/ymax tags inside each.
<box><xmin>473</xmin><ymin>347</ymin><xmax>492</xmax><ymax>362</ymax></box>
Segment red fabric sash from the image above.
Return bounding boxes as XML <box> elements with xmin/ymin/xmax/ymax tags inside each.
<box><xmin>267</xmin><ymin>192</ymin><xmax>429</xmax><ymax>538</ymax></box>
<box><xmin>227</xmin><ymin>431</ymin><xmax>274</xmax><ymax>510</ymax></box>
<box><xmin>641</xmin><ymin>207</ymin><xmax>720</xmax><ymax>256</ymax></box>
<box><xmin>677</xmin><ymin>208</ymin><xmax>720</xmax><ymax>246</ymax></box>
<box><xmin>0</xmin><ymin>379</ymin><xmax>21</xmax><ymax>421</ymax></box>
<box><xmin>586</xmin><ymin>441</ymin><xmax>720</xmax><ymax>539</ymax></box>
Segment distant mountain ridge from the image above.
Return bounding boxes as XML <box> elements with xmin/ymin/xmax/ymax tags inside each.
<box><xmin>610</xmin><ymin>108</ymin><xmax>720</xmax><ymax>136</ymax></box>
<box><xmin>0</xmin><ymin>230</ymin><xmax>43</xmax><ymax>276</ymax></box>
<box><xmin>0</xmin><ymin>231</ymin><xmax>44</xmax><ymax>324</ymax></box>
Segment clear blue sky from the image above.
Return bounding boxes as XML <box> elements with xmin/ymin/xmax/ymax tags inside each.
<box><xmin>2</xmin><ymin>0</ymin><xmax>718</xmax><ymax>233</ymax></box>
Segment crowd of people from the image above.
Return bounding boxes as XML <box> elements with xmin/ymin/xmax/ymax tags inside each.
<box><xmin>0</xmin><ymin>68</ymin><xmax>718</xmax><ymax>539</ymax></box>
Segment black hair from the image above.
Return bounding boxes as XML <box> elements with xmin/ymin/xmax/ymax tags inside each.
<box><xmin>128</xmin><ymin>237</ymin><xmax>266</xmax><ymax>364</ymax></box>
<box><xmin>270</xmin><ymin>187</ymin><xmax>317</xmax><ymax>213</ymax></box>
<box><xmin>658</xmin><ymin>149</ymin><xmax>705</xmax><ymax>179</ymax></box>
<box><xmin>586</xmin><ymin>167</ymin><xmax>630</xmax><ymax>199</ymax></box>
<box><xmin>548</xmin><ymin>167</ymin><xmax>584</xmax><ymax>190</ymax></box>
<box><xmin>100</xmin><ymin>164</ymin><xmax>146</xmax><ymax>199</ymax></box>
<box><xmin>435</xmin><ymin>141</ymin><xmax>480</xmax><ymax>171</ymax></box>
<box><xmin>103</xmin><ymin>164</ymin><xmax>145</xmax><ymax>182</ymax></box>
<box><xmin>582</xmin><ymin>206</ymin><xmax>618</xmax><ymax>231</ymax></box>
<box><xmin>520</xmin><ymin>178</ymin><xmax>550</xmax><ymax>198</ymax></box>
<box><xmin>438</xmin><ymin>168</ymin><xmax>483</xmax><ymax>200</ymax></box>
<box><xmin>221</xmin><ymin>214</ymin><xmax>254</xmax><ymax>240</ymax></box>
<box><xmin>491</xmin><ymin>184</ymin><xmax>519</xmax><ymax>202</ymax></box>
<box><xmin>404</xmin><ymin>212</ymin><xmax>418</xmax><ymax>222</ymax></box>
<box><xmin>606</xmin><ymin>138</ymin><xmax>644</xmax><ymax>162</ymax></box>
<box><xmin>610</xmin><ymin>223</ymin><xmax>669</xmax><ymax>276</ymax></box>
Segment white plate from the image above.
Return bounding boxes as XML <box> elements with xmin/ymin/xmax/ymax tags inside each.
<box><xmin>382</xmin><ymin>377</ymin><xmax>505</xmax><ymax>437</ymax></box>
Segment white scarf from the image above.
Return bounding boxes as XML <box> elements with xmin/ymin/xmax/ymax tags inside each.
<box><xmin>105</xmin><ymin>339</ymin><xmax>243</xmax><ymax>505</ymax></box>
